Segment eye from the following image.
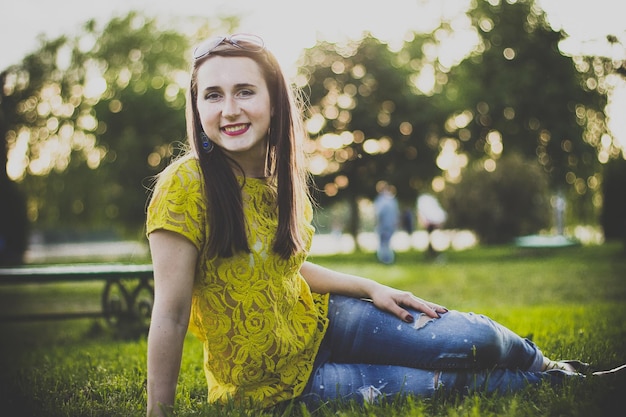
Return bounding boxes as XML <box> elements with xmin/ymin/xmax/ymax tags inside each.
<box><xmin>236</xmin><ymin>88</ymin><xmax>255</xmax><ymax>98</ymax></box>
<box><xmin>204</xmin><ymin>91</ymin><xmax>222</xmax><ymax>101</ymax></box>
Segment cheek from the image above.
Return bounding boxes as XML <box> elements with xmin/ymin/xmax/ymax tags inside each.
<box><xmin>196</xmin><ymin>102</ymin><xmax>219</xmax><ymax>128</ymax></box>
<box><xmin>252</xmin><ymin>99</ymin><xmax>272</xmax><ymax>128</ymax></box>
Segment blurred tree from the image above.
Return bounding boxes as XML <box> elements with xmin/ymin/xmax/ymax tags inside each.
<box><xmin>0</xmin><ymin>37</ymin><xmax>65</xmax><ymax>261</ymax></box>
<box><xmin>595</xmin><ymin>34</ymin><xmax>626</xmax><ymax>246</ymax></box>
<box><xmin>600</xmin><ymin>158</ymin><xmax>626</xmax><ymax>244</ymax></box>
<box><xmin>439</xmin><ymin>0</ymin><xmax>608</xmax><ymax>225</ymax></box>
<box><xmin>443</xmin><ymin>152</ymin><xmax>551</xmax><ymax>244</ymax></box>
<box><xmin>84</xmin><ymin>14</ymin><xmax>190</xmax><ymax>235</ymax></box>
<box><xmin>0</xmin><ymin>177</ymin><xmax>28</xmax><ymax>265</ymax></box>
<box><xmin>298</xmin><ymin>34</ymin><xmax>443</xmax><ymax>243</ymax></box>
<box><xmin>1</xmin><ymin>12</ymin><xmax>237</xmax><ymax>240</ymax></box>
<box><xmin>3</xmin><ymin>2</ymin><xmax>621</xmax><ymax>249</ymax></box>
<box><xmin>299</xmin><ymin>0</ymin><xmax>615</xmax><ymax>245</ymax></box>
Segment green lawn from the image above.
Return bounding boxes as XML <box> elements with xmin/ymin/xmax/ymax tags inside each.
<box><xmin>1</xmin><ymin>243</ymin><xmax>624</xmax><ymax>416</ymax></box>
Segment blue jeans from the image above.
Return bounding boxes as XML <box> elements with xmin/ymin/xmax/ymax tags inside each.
<box><xmin>299</xmin><ymin>295</ymin><xmax>568</xmax><ymax>406</ymax></box>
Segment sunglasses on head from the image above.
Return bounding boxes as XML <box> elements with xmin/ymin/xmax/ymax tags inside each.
<box><xmin>193</xmin><ymin>33</ymin><xmax>265</xmax><ymax>60</ymax></box>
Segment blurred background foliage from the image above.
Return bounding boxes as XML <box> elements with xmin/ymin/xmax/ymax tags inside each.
<box><xmin>1</xmin><ymin>0</ymin><xmax>625</xmax><ymax>264</ymax></box>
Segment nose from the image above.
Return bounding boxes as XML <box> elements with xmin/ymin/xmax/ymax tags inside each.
<box><xmin>222</xmin><ymin>96</ymin><xmax>240</xmax><ymax>119</ymax></box>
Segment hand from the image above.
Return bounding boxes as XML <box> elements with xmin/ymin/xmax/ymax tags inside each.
<box><xmin>368</xmin><ymin>285</ymin><xmax>448</xmax><ymax>323</ymax></box>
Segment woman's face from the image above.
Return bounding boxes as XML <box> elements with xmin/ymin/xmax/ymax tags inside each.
<box><xmin>195</xmin><ymin>56</ymin><xmax>272</xmax><ymax>173</ymax></box>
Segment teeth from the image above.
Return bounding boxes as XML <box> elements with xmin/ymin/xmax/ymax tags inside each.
<box><xmin>223</xmin><ymin>124</ymin><xmax>246</xmax><ymax>133</ymax></box>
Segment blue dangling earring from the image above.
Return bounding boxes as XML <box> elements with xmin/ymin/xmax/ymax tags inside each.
<box><xmin>200</xmin><ymin>132</ymin><xmax>214</xmax><ymax>153</ymax></box>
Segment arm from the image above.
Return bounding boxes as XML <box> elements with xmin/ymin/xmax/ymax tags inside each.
<box><xmin>147</xmin><ymin>230</ymin><xmax>197</xmax><ymax>417</ymax></box>
<box><xmin>300</xmin><ymin>261</ymin><xmax>447</xmax><ymax>323</ymax></box>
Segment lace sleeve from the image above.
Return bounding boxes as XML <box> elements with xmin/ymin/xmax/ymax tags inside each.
<box><xmin>146</xmin><ymin>157</ymin><xmax>206</xmax><ymax>251</ymax></box>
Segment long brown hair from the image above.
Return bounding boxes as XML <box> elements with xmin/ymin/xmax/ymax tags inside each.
<box><xmin>187</xmin><ymin>40</ymin><xmax>311</xmax><ymax>259</ymax></box>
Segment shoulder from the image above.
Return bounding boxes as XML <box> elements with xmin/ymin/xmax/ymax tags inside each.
<box><xmin>162</xmin><ymin>154</ymin><xmax>200</xmax><ymax>178</ymax></box>
<box><xmin>148</xmin><ymin>154</ymin><xmax>204</xmax><ymax>209</ymax></box>
<box><xmin>147</xmin><ymin>154</ymin><xmax>206</xmax><ymax>240</ymax></box>
<box><xmin>155</xmin><ymin>154</ymin><xmax>201</xmax><ymax>189</ymax></box>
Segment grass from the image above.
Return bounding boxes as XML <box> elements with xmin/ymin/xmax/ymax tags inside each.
<box><xmin>0</xmin><ymin>242</ymin><xmax>625</xmax><ymax>416</ymax></box>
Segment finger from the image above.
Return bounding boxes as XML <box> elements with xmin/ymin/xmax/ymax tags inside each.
<box><xmin>412</xmin><ymin>295</ymin><xmax>447</xmax><ymax>312</ymax></box>
<box><xmin>379</xmin><ymin>298</ymin><xmax>414</xmax><ymax>323</ymax></box>
<box><xmin>426</xmin><ymin>302</ymin><xmax>448</xmax><ymax>313</ymax></box>
<box><xmin>391</xmin><ymin>303</ymin><xmax>415</xmax><ymax>323</ymax></box>
<box><xmin>407</xmin><ymin>295</ymin><xmax>445</xmax><ymax>318</ymax></box>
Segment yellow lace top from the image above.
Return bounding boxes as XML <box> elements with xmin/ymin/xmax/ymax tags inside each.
<box><xmin>146</xmin><ymin>155</ymin><xmax>329</xmax><ymax>408</ymax></box>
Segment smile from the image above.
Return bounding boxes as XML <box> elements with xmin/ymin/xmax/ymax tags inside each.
<box><xmin>222</xmin><ymin>124</ymin><xmax>250</xmax><ymax>135</ymax></box>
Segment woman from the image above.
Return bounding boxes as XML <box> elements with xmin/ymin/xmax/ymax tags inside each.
<box><xmin>145</xmin><ymin>33</ymin><xmax>591</xmax><ymax>416</ymax></box>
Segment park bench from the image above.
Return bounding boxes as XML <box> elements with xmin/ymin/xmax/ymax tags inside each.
<box><xmin>0</xmin><ymin>263</ymin><xmax>154</xmax><ymax>333</ymax></box>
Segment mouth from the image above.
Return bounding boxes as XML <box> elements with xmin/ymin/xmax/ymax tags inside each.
<box><xmin>221</xmin><ymin>123</ymin><xmax>250</xmax><ymax>136</ymax></box>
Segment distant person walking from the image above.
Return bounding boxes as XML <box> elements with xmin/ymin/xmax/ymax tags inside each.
<box><xmin>417</xmin><ymin>193</ymin><xmax>447</xmax><ymax>259</ymax></box>
<box><xmin>374</xmin><ymin>182</ymin><xmax>399</xmax><ymax>264</ymax></box>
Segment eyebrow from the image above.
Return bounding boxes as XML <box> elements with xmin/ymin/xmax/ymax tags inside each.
<box><xmin>200</xmin><ymin>82</ymin><xmax>257</xmax><ymax>92</ymax></box>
